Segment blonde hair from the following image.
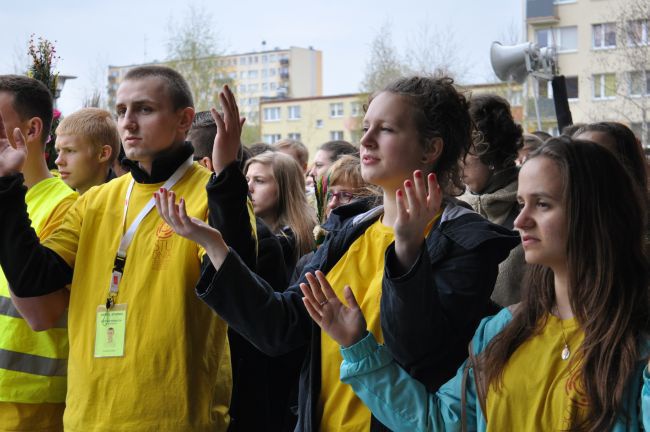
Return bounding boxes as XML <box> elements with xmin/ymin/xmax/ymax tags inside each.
<box><xmin>273</xmin><ymin>138</ymin><xmax>309</xmax><ymax>168</ymax></box>
<box><xmin>245</xmin><ymin>151</ymin><xmax>316</xmax><ymax>258</ymax></box>
<box><xmin>56</xmin><ymin>108</ymin><xmax>120</xmax><ymax>163</ymax></box>
<box><xmin>327</xmin><ymin>155</ymin><xmax>381</xmax><ymax>199</ymax></box>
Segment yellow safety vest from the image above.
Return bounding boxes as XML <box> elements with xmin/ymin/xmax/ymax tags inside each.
<box><xmin>0</xmin><ymin>177</ymin><xmax>76</xmax><ymax>403</ymax></box>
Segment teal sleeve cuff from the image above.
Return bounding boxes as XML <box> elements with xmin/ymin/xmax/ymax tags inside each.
<box><xmin>340</xmin><ymin>331</ymin><xmax>378</xmax><ymax>362</ymax></box>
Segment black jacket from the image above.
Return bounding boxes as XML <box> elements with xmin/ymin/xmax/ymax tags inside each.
<box><xmin>198</xmin><ymin>185</ymin><xmax>520</xmax><ymax>431</ymax></box>
<box><xmin>208</xmin><ymin>163</ymin><xmax>303</xmax><ymax>432</ymax></box>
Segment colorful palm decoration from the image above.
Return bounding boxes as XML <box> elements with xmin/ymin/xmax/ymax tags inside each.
<box><xmin>26</xmin><ymin>34</ymin><xmax>61</xmax><ymax>169</ymax></box>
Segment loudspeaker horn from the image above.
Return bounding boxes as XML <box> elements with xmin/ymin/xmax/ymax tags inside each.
<box><xmin>490</xmin><ymin>41</ymin><xmax>534</xmax><ymax>84</ymax></box>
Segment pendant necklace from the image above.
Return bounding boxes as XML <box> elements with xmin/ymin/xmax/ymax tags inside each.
<box><xmin>555</xmin><ymin>306</ymin><xmax>571</xmax><ymax>361</ymax></box>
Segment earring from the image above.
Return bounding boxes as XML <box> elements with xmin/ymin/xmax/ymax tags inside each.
<box><xmin>488</xmin><ymin>165</ymin><xmax>495</xmax><ymax>171</ymax></box>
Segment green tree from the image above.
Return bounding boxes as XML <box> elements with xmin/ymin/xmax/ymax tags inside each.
<box><xmin>165</xmin><ymin>4</ymin><xmax>232</xmax><ymax>112</ymax></box>
<box><xmin>240</xmin><ymin>123</ymin><xmax>261</xmax><ymax>146</ymax></box>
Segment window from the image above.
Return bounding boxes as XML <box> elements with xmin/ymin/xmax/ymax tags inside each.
<box><xmin>316</xmin><ymin>119</ymin><xmax>324</xmax><ymax>128</ymax></box>
<box><xmin>629</xmin><ymin>70</ymin><xmax>650</xmax><ymax>96</ymax></box>
<box><xmin>248</xmin><ymin>70</ymin><xmax>259</xmax><ymax>79</ymax></box>
<box><xmin>262</xmin><ymin>83</ymin><xmax>268</xmax><ymax>91</ymax></box>
<box><xmin>240</xmin><ymin>71</ymin><xmax>246</xmax><ymax>79</ymax></box>
<box><xmin>288</xmin><ymin>105</ymin><xmax>301</xmax><ymax>120</ymax></box>
<box><xmin>329</xmin><ymin>103</ymin><xmax>344</xmax><ymax>118</ymax></box>
<box><xmin>288</xmin><ymin>133</ymin><xmax>302</xmax><ymax>141</ymax></box>
<box><xmin>238</xmin><ymin>84</ymin><xmax>246</xmax><ymax>93</ymax></box>
<box><xmin>248</xmin><ymin>84</ymin><xmax>259</xmax><ymax>92</ymax></box>
<box><xmin>228</xmin><ymin>72</ymin><xmax>237</xmax><ymax>79</ymax></box>
<box><xmin>262</xmin><ymin>69</ymin><xmax>268</xmax><ymax>78</ymax></box>
<box><xmin>593</xmin><ymin>73</ymin><xmax>617</xmax><ymax>99</ymax></box>
<box><xmin>593</xmin><ymin>23</ymin><xmax>616</xmax><ymax>49</ymax></box>
<box><xmin>269</xmin><ymin>54</ymin><xmax>277</xmax><ymax>62</ymax></box>
<box><xmin>263</xmin><ymin>134</ymin><xmax>281</xmax><ymax>144</ymax></box>
<box><xmin>627</xmin><ymin>19</ymin><xmax>649</xmax><ymax>46</ymax></box>
<box><xmin>270</xmin><ymin>68</ymin><xmax>277</xmax><ymax>77</ymax></box>
<box><xmin>350</xmin><ymin>102</ymin><xmax>361</xmax><ymax>117</ymax></box>
<box><xmin>535</xmin><ymin>26</ymin><xmax>578</xmax><ymax>52</ymax></box>
<box><xmin>270</xmin><ymin>82</ymin><xmax>277</xmax><ymax>90</ymax></box>
<box><xmin>262</xmin><ymin>55</ymin><xmax>268</xmax><ymax>63</ymax></box>
<box><xmin>565</xmin><ymin>76</ymin><xmax>579</xmax><ymax>100</ymax></box>
<box><xmin>263</xmin><ymin>107</ymin><xmax>281</xmax><ymax>121</ymax></box>
<box><xmin>239</xmin><ymin>57</ymin><xmax>247</xmax><ymax>65</ymax></box>
<box><xmin>330</xmin><ymin>131</ymin><xmax>344</xmax><ymax>140</ymax></box>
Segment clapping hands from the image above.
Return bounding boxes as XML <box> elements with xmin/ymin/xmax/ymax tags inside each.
<box><xmin>392</xmin><ymin>170</ymin><xmax>442</xmax><ymax>271</ymax></box>
<box><xmin>300</xmin><ymin>271</ymin><xmax>367</xmax><ymax>348</ymax></box>
<box><xmin>0</xmin><ymin>113</ymin><xmax>27</xmax><ymax>177</ymax></box>
<box><xmin>154</xmin><ymin>188</ymin><xmax>229</xmax><ymax>269</ymax></box>
<box><xmin>210</xmin><ymin>85</ymin><xmax>245</xmax><ymax>175</ymax></box>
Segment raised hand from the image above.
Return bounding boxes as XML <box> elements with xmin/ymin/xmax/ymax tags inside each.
<box><xmin>211</xmin><ymin>85</ymin><xmax>246</xmax><ymax>175</ymax></box>
<box><xmin>393</xmin><ymin>171</ymin><xmax>442</xmax><ymax>271</ymax></box>
<box><xmin>300</xmin><ymin>270</ymin><xmax>367</xmax><ymax>348</ymax></box>
<box><xmin>0</xmin><ymin>112</ymin><xmax>27</xmax><ymax>176</ymax></box>
<box><xmin>154</xmin><ymin>188</ymin><xmax>229</xmax><ymax>268</ymax></box>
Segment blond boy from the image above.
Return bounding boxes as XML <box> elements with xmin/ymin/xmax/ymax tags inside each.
<box><xmin>55</xmin><ymin>108</ymin><xmax>120</xmax><ymax>194</ymax></box>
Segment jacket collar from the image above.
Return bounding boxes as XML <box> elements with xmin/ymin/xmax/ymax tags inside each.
<box><xmin>121</xmin><ymin>141</ymin><xmax>194</xmax><ymax>184</ymax></box>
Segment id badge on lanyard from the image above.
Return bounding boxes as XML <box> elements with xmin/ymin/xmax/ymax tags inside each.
<box><xmin>94</xmin><ymin>156</ymin><xmax>192</xmax><ymax>358</ymax></box>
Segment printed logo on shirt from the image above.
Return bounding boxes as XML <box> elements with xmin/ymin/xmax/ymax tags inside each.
<box><xmin>156</xmin><ymin>222</ymin><xmax>175</xmax><ymax>239</ymax></box>
<box><xmin>152</xmin><ymin>238</ymin><xmax>174</xmax><ymax>270</ymax></box>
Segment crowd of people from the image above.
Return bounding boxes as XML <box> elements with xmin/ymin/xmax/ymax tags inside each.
<box><xmin>0</xmin><ymin>65</ymin><xmax>647</xmax><ymax>432</ymax></box>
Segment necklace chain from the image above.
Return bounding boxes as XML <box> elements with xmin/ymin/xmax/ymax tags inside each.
<box><xmin>555</xmin><ymin>306</ymin><xmax>571</xmax><ymax>361</ymax></box>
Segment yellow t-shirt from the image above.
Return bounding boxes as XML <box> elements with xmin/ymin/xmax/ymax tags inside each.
<box><xmin>0</xmin><ymin>177</ymin><xmax>76</xmax><ymax>432</ymax></box>
<box><xmin>319</xmin><ymin>214</ymin><xmax>439</xmax><ymax>432</ymax></box>
<box><xmin>486</xmin><ymin>314</ymin><xmax>587</xmax><ymax>431</ymax></box>
<box><xmin>43</xmin><ymin>164</ymin><xmax>232</xmax><ymax>432</ymax></box>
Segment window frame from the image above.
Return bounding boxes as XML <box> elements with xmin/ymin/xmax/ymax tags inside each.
<box><xmin>592</xmin><ymin>73</ymin><xmax>617</xmax><ymax>100</ymax></box>
<box><xmin>592</xmin><ymin>23</ymin><xmax>617</xmax><ymax>50</ymax></box>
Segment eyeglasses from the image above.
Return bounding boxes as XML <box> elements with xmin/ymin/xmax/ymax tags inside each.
<box><xmin>326</xmin><ymin>191</ymin><xmax>355</xmax><ymax>204</ymax></box>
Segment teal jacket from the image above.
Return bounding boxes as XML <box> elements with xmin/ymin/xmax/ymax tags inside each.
<box><xmin>340</xmin><ymin>308</ymin><xmax>650</xmax><ymax>431</ymax></box>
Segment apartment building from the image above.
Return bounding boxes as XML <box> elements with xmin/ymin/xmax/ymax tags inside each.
<box><xmin>259</xmin><ymin>82</ymin><xmax>523</xmax><ymax>161</ymax></box>
<box><xmin>259</xmin><ymin>94</ymin><xmax>364</xmax><ymax>158</ymax></box>
<box><xmin>525</xmin><ymin>0</ymin><xmax>649</xmax><ymax>143</ymax></box>
<box><xmin>107</xmin><ymin>46</ymin><xmax>322</xmax><ymax>124</ymax></box>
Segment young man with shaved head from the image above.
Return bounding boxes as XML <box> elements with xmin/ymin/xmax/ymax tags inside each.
<box><xmin>0</xmin><ymin>66</ymin><xmax>254</xmax><ymax>431</ymax></box>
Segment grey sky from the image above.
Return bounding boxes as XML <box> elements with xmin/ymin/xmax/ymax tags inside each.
<box><xmin>0</xmin><ymin>0</ymin><xmax>523</xmax><ymax>115</ymax></box>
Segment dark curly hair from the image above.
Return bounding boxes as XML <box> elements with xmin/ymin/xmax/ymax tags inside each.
<box><xmin>368</xmin><ymin>76</ymin><xmax>473</xmax><ymax>195</ymax></box>
<box><xmin>468</xmin><ymin>94</ymin><xmax>522</xmax><ymax>170</ymax></box>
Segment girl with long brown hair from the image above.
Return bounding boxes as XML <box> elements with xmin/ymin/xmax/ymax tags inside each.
<box><xmin>244</xmin><ymin>150</ymin><xmax>316</xmax><ymax>274</ymax></box>
<box><xmin>300</xmin><ymin>137</ymin><xmax>650</xmax><ymax>431</ymax></box>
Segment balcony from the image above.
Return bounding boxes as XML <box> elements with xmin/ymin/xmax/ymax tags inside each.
<box><xmin>526</xmin><ymin>0</ymin><xmax>559</xmax><ymax>25</ymax></box>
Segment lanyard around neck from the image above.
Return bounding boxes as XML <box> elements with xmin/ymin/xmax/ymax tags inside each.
<box><xmin>106</xmin><ymin>156</ymin><xmax>194</xmax><ymax>309</ymax></box>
